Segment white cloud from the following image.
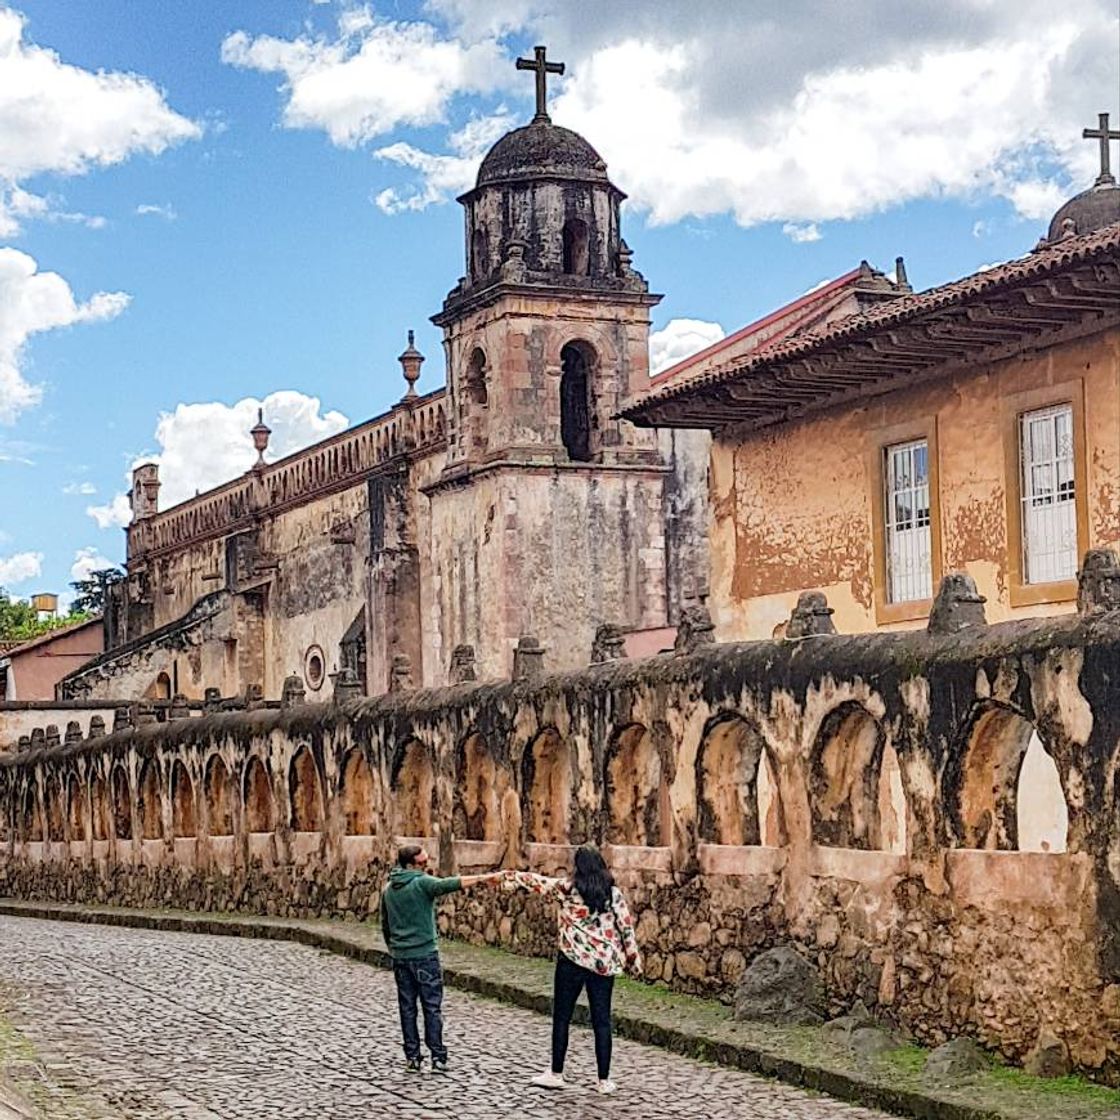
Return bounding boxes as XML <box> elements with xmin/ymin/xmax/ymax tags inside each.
<box><xmin>373</xmin><ymin>1</ymin><xmax>1119</xmax><ymax>229</ymax></box>
<box><xmin>136</xmin><ymin>202</ymin><xmax>177</xmax><ymax>220</ymax></box>
<box><xmin>972</xmin><ymin>220</ymin><xmax>990</xmax><ymax>239</ymax></box>
<box><xmin>69</xmin><ymin>546</ymin><xmax>114</xmax><ymax>583</ymax></box>
<box><xmin>0</xmin><ymin>247</ymin><xmax>130</xmax><ymax>424</ymax></box>
<box><xmin>649</xmin><ymin>318</ymin><xmax>726</xmax><ymax>375</ymax></box>
<box><xmin>0</xmin><ymin>550</ymin><xmax>41</xmax><ymax>586</ymax></box>
<box><xmin>91</xmin><ymin>390</ymin><xmax>350</xmax><ymax>524</ymax></box>
<box><xmin>86</xmin><ymin>493</ymin><xmax>131</xmax><ymax>530</ymax></box>
<box><xmin>221</xmin><ymin>11</ymin><xmax>504</xmax><ymax>147</ymax></box>
<box><xmin>62</xmin><ymin>481</ymin><xmax>96</xmax><ymax>495</ymax></box>
<box><xmin>782</xmin><ymin>222</ymin><xmax>822</xmax><ymax>243</ymax></box>
<box><xmin>0</xmin><ymin>7</ymin><xmax>200</xmax><ymax>233</ymax></box>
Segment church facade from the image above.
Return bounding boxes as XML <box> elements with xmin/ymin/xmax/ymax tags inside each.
<box><xmin>61</xmin><ymin>85</ymin><xmax>710</xmax><ymax>703</ymax></box>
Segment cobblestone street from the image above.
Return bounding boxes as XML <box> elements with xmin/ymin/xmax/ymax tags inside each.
<box><xmin>0</xmin><ymin>916</ymin><xmax>892</xmax><ymax>1119</ymax></box>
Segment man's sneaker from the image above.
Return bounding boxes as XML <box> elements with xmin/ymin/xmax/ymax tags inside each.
<box><xmin>530</xmin><ymin>1069</ymin><xmax>566</xmax><ymax>1089</ymax></box>
<box><xmin>405</xmin><ymin>1058</ymin><xmax>423</xmax><ymax>1074</ymax></box>
<box><xmin>597</xmin><ymin>1079</ymin><xmax>618</xmax><ymax>1095</ymax></box>
<box><xmin>431</xmin><ymin>1059</ymin><xmax>449</xmax><ymax>1074</ymax></box>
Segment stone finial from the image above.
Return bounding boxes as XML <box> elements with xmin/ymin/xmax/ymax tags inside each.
<box><xmin>29</xmin><ymin>728</ymin><xmax>44</xmax><ymax>750</ymax></box>
<box><xmin>927</xmin><ymin>572</ymin><xmax>987</xmax><ymax>635</ymax></box>
<box><xmin>389</xmin><ymin>654</ymin><xmax>414</xmax><ymax>694</ymax></box>
<box><xmin>64</xmin><ymin>721</ymin><xmax>83</xmax><ymax>745</ymax></box>
<box><xmin>169</xmin><ymin>693</ymin><xmax>190</xmax><ymax>720</ymax></box>
<box><xmin>332</xmin><ymin>666</ymin><xmax>364</xmax><ymax>704</ymax></box>
<box><xmin>250</xmin><ymin>408</ymin><xmax>271</xmax><ymax>468</ymax></box>
<box><xmin>281</xmin><ymin>673</ymin><xmax>307</xmax><ymax>709</ymax></box>
<box><xmin>500</xmin><ymin>240</ymin><xmax>528</xmax><ymax>283</ymax></box>
<box><xmin>590</xmin><ymin>623</ymin><xmax>627</xmax><ymax>664</ymax></box>
<box><xmin>203</xmin><ymin>686</ymin><xmax>223</xmax><ymax>712</ymax></box>
<box><xmin>44</xmin><ymin>724</ymin><xmax>61</xmax><ymax>748</ymax></box>
<box><xmin>398</xmin><ymin>331</ymin><xmax>425</xmax><ymax>400</ymax></box>
<box><xmin>449</xmin><ymin>644</ymin><xmax>477</xmax><ymax>684</ymax></box>
<box><xmin>135</xmin><ymin>703</ymin><xmax>158</xmax><ymax>727</ymax></box>
<box><xmin>786</xmin><ymin>592</ymin><xmax>837</xmax><ymax>640</ymax></box>
<box><xmin>245</xmin><ymin>683</ymin><xmax>265</xmax><ymax>711</ymax></box>
<box><xmin>512</xmin><ymin>636</ymin><xmax>545</xmax><ymax>681</ymax></box>
<box><xmin>1077</xmin><ymin>548</ymin><xmax>1120</xmax><ymax>614</ymax></box>
<box><xmin>112</xmin><ymin>706</ymin><xmax>131</xmax><ymax>732</ymax></box>
<box><xmin>673</xmin><ymin>605</ymin><xmax>716</xmax><ymax>656</ymax></box>
<box><xmin>88</xmin><ymin>715</ymin><xmax>105</xmax><ymax>739</ymax></box>
<box><xmin>17</xmin><ymin>735</ymin><xmax>30</xmax><ymax>752</ymax></box>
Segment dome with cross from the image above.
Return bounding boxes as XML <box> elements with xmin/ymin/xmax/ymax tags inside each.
<box><xmin>477</xmin><ymin>120</ymin><xmax>609</xmax><ymax>188</ymax></box>
<box><xmin>1040</xmin><ymin>112</ymin><xmax>1120</xmax><ymax>246</ymax></box>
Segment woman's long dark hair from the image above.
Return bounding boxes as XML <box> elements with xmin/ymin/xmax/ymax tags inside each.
<box><xmin>571</xmin><ymin>844</ymin><xmax>614</xmax><ymax>914</ymax></box>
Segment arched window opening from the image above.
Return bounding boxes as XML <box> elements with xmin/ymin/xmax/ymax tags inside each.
<box><xmin>954</xmin><ymin>703</ymin><xmax>1050</xmax><ymax>851</ymax></box>
<box><xmin>152</xmin><ymin>672</ymin><xmax>172</xmax><ymax>700</ymax></box>
<box><xmin>46</xmin><ymin>779</ymin><xmax>65</xmax><ymax>842</ymax></box>
<box><xmin>471</xmin><ymin>226</ymin><xmax>489</xmax><ymax>282</ymax></box>
<box><xmin>289</xmin><ymin>745</ymin><xmax>324</xmax><ymax>832</ymax></box>
<box><xmin>341</xmin><ymin>749</ymin><xmax>377</xmax><ymax>836</ymax></box>
<box><xmin>810</xmin><ymin>704</ymin><xmax>885</xmax><ymax>850</ymax></box>
<box><xmin>243</xmin><ymin>757</ymin><xmax>275</xmax><ymax>834</ymax></box>
<box><xmin>67</xmin><ymin>775</ymin><xmax>86</xmax><ymax>842</ymax></box>
<box><xmin>562</xmin><ymin>218</ymin><xmax>590</xmax><ymax>275</ymax></box>
<box><xmin>697</xmin><ymin>714</ymin><xmax>776</xmax><ymax>846</ymax></box>
<box><xmin>456</xmin><ymin>733</ymin><xmax>501</xmax><ymax>842</ymax></box>
<box><xmin>138</xmin><ymin>760</ymin><xmax>163</xmax><ymax>840</ymax></box>
<box><xmin>393</xmin><ymin>738</ymin><xmax>435</xmax><ymax>838</ymax></box>
<box><xmin>205</xmin><ymin>756</ymin><xmax>234</xmax><ymax>836</ymax></box>
<box><xmin>1016</xmin><ymin>729</ymin><xmax>1068</xmax><ymax>853</ymax></box>
<box><xmin>111</xmin><ymin>766</ymin><xmax>132</xmax><ymax>840</ymax></box>
<box><xmin>171</xmin><ymin>761</ymin><xmax>196</xmax><ymax>838</ymax></box>
<box><xmin>464</xmin><ymin>348</ymin><xmax>489</xmax><ymax>458</ymax></box>
<box><xmin>559</xmin><ymin>343</ymin><xmax>593</xmax><ymax>462</ymax></box>
<box><xmin>522</xmin><ymin>729</ymin><xmax>571</xmax><ymax>845</ymax></box>
<box><xmin>606</xmin><ymin>724</ymin><xmax>668</xmax><ymax>846</ymax></box>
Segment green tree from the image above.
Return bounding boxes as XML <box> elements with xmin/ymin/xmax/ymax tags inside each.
<box><xmin>69</xmin><ymin>567</ymin><xmax>125</xmax><ymax>615</ymax></box>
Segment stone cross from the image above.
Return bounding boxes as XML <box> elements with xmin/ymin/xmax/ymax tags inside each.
<box><xmin>1083</xmin><ymin>112</ymin><xmax>1119</xmax><ymax>185</ymax></box>
<box><xmin>516</xmin><ymin>45</ymin><xmax>564</xmax><ymax>124</ymax></box>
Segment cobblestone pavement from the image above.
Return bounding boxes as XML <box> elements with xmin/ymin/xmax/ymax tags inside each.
<box><xmin>0</xmin><ymin>916</ymin><xmax>894</xmax><ymax>1120</ymax></box>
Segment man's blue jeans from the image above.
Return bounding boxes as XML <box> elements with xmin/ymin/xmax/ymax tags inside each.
<box><xmin>393</xmin><ymin>953</ymin><xmax>447</xmax><ymax>1062</ymax></box>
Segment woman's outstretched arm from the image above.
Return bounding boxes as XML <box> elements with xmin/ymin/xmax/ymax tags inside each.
<box><xmin>503</xmin><ymin>869</ymin><xmax>565</xmax><ymax>897</ymax></box>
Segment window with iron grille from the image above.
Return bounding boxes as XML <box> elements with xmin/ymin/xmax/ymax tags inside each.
<box><xmin>884</xmin><ymin>439</ymin><xmax>932</xmax><ymax>603</ymax></box>
<box><xmin>1020</xmin><ymin>404</ymin><xmax>1076</xmax><ymax>584</ymax></box>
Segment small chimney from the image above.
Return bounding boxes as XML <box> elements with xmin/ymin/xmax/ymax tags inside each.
<box><xmin>895</xmin><ymin>256</ymin><xmax>911</xmax><ymax>291</ymax></box>
<box><xmin>398</xmin><ymin>330</ymin><xmax>425</xmax><ymax>400</ymax></box>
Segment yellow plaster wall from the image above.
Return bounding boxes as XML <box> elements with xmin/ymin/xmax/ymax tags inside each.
<box><xmin>711</xmin><ymin>328</ymin><xmax>1120</xmax><ymax>640</ymax></box>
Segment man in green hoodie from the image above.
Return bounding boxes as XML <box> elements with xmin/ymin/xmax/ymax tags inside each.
<box><xmin>380</xmin><ymin>844</ymin><xmax>500</xmax><ymax>1072</ymax></box>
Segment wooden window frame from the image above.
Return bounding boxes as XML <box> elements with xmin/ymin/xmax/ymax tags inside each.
<box><xmin>868</xmin><ymin>416</ymin><xmax>942</xmax><ymax>625</ymax></box>
<box><xmin>1002</xmin><ymin>379</ymin><xmax>1088</xmax><ymax>608</ymax></box>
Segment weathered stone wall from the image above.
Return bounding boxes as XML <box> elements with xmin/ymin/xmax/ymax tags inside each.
<box><xmin>0</xmin><ymin>704</ymin><xmax>119</xmax><ymax>751</ymax></box>
<box><xmin>5</xmin><ymin>606</ymin><xmax>1118</xmax><ymax>1081</ymax></box>
<box><xmin>709</xmin><ymin>328</ymin><xmax>1120</xmax><ymax>639</ymax></box>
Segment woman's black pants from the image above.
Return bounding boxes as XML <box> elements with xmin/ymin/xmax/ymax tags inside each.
<box><xmin>551</xmin><ymin>951</ymin><xmax>615</xmax><ymax>1080</ymax></box>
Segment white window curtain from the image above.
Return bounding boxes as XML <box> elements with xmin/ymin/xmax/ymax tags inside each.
<box><xmin>884</xmin><ymin>439</ymin><xmax>932</xmax><ymax>603</ymax></box>
<box><xmin>1020</xmin><ymin>405</ymin><xmax>1077</xmax><ymax>585</ymax></box>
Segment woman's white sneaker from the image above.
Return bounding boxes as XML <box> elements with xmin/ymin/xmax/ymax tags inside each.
<box><xmin>597</xmin><ymin>1079</ymin><xmax>618</xmax><ymax>1095</ymax></box>
<box><xmin>530</xmin><ymin>1069</ymin><xmax>566</xmax><ymax>1089</ymax></box>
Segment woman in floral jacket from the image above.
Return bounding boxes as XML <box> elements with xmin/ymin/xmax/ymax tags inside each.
<box><xmin>504</xmin><ymin>844</ymin><xmax>642</xmax><ymax>1095</ymax></box>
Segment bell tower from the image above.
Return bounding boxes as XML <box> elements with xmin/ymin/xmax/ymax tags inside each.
<box><xmin>423</xmin><ymin>47</ymin><xmax>671</xmax><ymax>683</ymax></box>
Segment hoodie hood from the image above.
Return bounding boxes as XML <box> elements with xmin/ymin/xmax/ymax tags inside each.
<box><xmin>389</xmin><ymin>866</ymin><xmax>426</xmax><ymax>889</ymax></box>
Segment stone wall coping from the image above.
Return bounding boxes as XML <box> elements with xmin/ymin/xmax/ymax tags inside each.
<box><xmin>603</xmin><ymin>842</ymin><xmax>674</xmax><ymax>873</ymax></box>
<box><xmin>697</xmin><ymin>843</ymin><xmax>787</xmax><ymax>877</ymax></box>
<box><xmin>808</xmin><ymin>844</ymin><xmax>910</xmax><ymax>883</ymax></box>
<box><xmin>945</xmin><ymin>848</ymin><xmax>1094</xmax><ymax>909</ymax></box>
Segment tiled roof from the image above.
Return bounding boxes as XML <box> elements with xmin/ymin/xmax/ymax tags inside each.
<box><xmin>624</xmin><ymin>221</ymin><xmax>1120</xmax><ymax>428</ymax></box>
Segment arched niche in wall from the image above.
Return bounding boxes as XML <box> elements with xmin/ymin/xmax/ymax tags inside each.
<box><xmin>21</xmin><ymin>780</ymin><xmax>41</xmax><ymax>843</ymax></box>
<box><xmin>605</xmin><ymin>723</ymin><xmax>668</xmax><ymax>847</ymax></box>
<box><xmin>455</xmin><ymin>732</ymin><xmax>502</xmax><ymax>842</ymax></box>
<box><xmin>464</xmin><ymin>347</ymin><xmax>489</xmax><ymax>457</ymax></box>
<box><xmin>340</xmin><ymin>748</ymin><xmax>377</xmax><ymax>836</ymax></box>
<box><xmin>171</xmin><ymin>760</ymin><xmax>196</xmax><ymax>838</ymax></box>
<box><xmin>559</xmin><ymin>342</ymin><xmax>594</xmax><ymax>463</ymax></box>
<box><xmin>67</xmin><ymin>775</ymin><xmax>87</xmax><ymax>842</ymax></box>
<box><xmin>952</xmin><ymin>702</ymin><xmax>1064</xmax><ymax>851</ymax></box>
<box><xmin>810</xmin><ymin>703</ymin><xmax>892</xmax><ymax>850</ymax></box>
<box><xmin>46</xmin><ymin>777</ymin><xmax>65</xmax><ymax>842</ymax></box>
<box><xmin>289</xmin><ymin>745</ymin><xmax>324</xmax><ymax>833</ymax></box>
<box><xmin>90</xmin><ymin>773</ymin><xmax>110</xmax><ymax>842</ymax></box>
<box><xmin>562</xmin><ymin>217</ymin><xmax>590</xmax><ymax>276</ymax></box>
<box><xmin>392</xmin><ymin>738</ymin><xmax>435</xmax><ymax>838</ymax></box>
<box><xmin>696</xmin><ymin>713</ymin><xmax>782</xmax><ymax>846</ymax></box>
<box><xmin>243</xmin><ymin>757</ymin><xmax>275</xmax><ymax>834</ymax></box>
<box><xmin>521</xmin><ymin>728</ymin><xmax>572</xmax><ymax>846</ymax></box>
<box><xmin>205</xmin><ymin>756</ymin><xmax>234</xmax><ymax>836</ymax></box>
<box><xmin>1015</xmin><ymin>729</ymin><xmax>1069</xmax><ymax>853</ymax></box>
<box><xmin>138</xmin><ymin>758</ymin><xmax>163</xmax><ymax>840</ymax></box>
<box><xmin>471</xmin><ymin>225</ymin><xmax>489</xmax><ymax>282</ymax></box>
<box><xmin>111</xmin><ymin>765</ymin><xmax>132</xmax><ymax>841</ymax></box>
<box><xmin>0</xmin><ymin>777</ymin><xmax>9</xmax><ymax>844</ymax></box>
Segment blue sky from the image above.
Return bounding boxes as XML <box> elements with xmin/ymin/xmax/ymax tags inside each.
<box><xmin>0</xmin><ymin>0</ymin><xmax>1117</xmax><ymax>603</ymax></box>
